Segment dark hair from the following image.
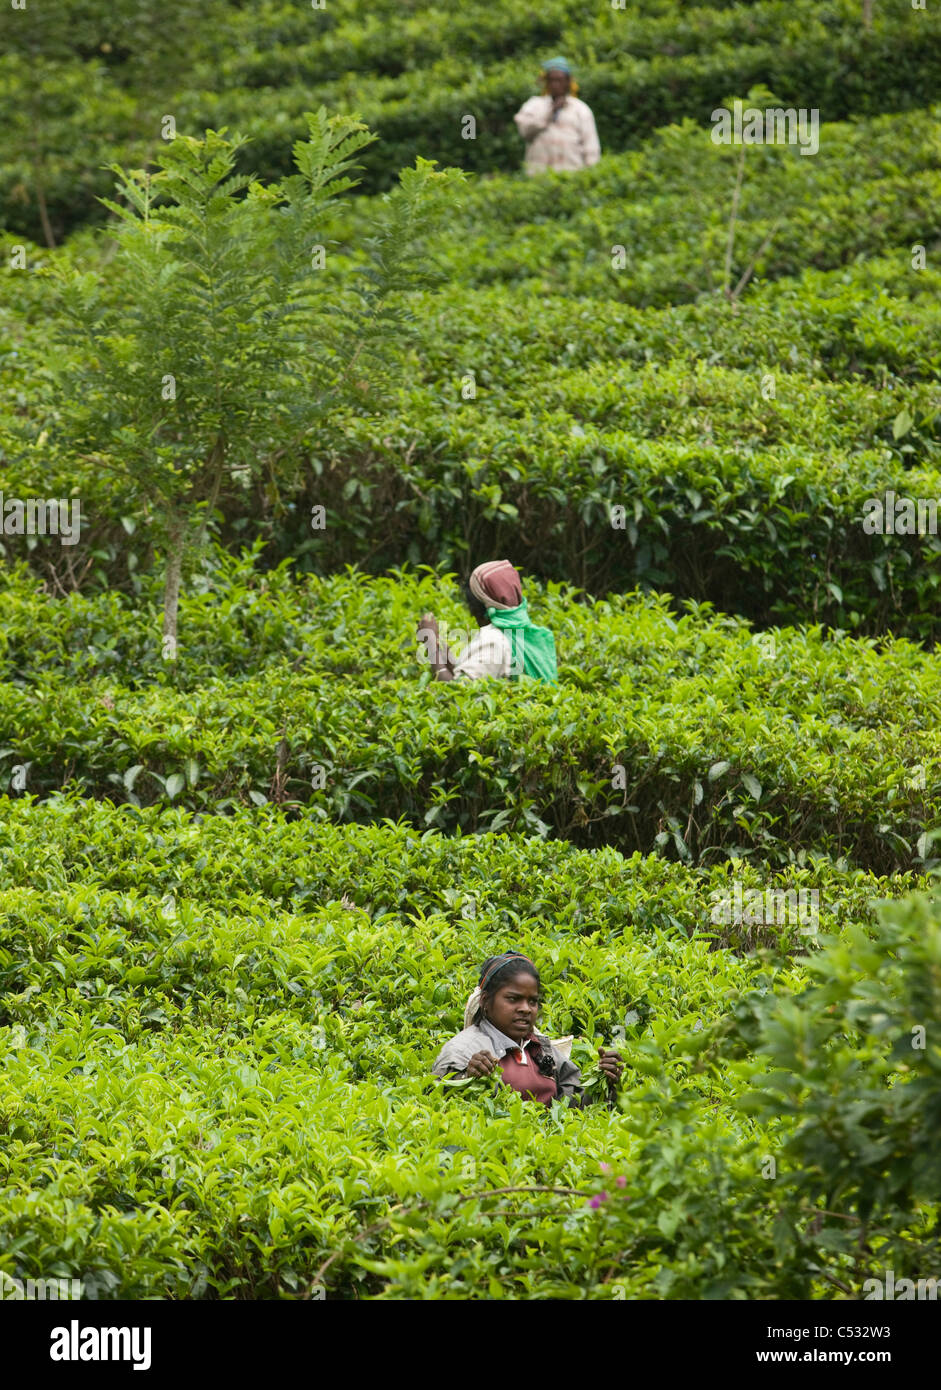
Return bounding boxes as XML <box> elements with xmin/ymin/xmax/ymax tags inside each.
<box><xmin>479</xmin><ymin>953</ymin><xmax>540</xmax><ymax>1000</ymax></box>
<box><xmin>477</xmin><ymin>954</ymin><xmax>556</xmax><ymax>1080</ymax></box>
<box><xmin>462</xmin><ymin>578</ymin><xmax>489</xmax><ymax>626</ymax></box>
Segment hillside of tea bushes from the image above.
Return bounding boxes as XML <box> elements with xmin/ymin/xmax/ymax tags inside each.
<box><xmin>3</xmin><ymin>0</ymin><xmax>941</xmax><ymax>241</ymax></box>
<box><xmin>2</xmin><ymin>561</ymin><xmax>940</xmax><ymax>873</ymax></box>
<box><xmin>1</xmin><ymin>0</ymin><xmax>940</xmax><ymax>1300</ymax></box>
<box><xmin>2</xmin><ymin>554</ymin><xmax>939</xmax><ymax>1297</ymax></box>
<box><xmin>6</xmin><ymin>104</ymin><xmax>941</xmax><ymax>636</ymax></box>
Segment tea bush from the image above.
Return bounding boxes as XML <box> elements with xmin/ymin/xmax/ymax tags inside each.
<box><xmin>322</xmin><ymin>107</ymin><xmax>941</xmax><ymax>307</ymax></box>
<box><xmin>1</xmin><ymin>831</ymin><xmax>937</xmax><ymax>1298</ymax></box>
<box><xmin>0</xmin><ymin>797</ymin><xmax>928</xmax><ymax>954</ymax></box>
<box><xmin>3</xmin><ymin>0</ymin><xmax>940</xmax><ymax>1304</ymax></box>
<box><xmin>4</xmin><ymin>0</ymin><xmax>939</xmax><ymax>238</ymax></box>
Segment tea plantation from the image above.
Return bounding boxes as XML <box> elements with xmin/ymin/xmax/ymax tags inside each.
<box><xmin>1</xmin><ymin>0</ymin><xmax>940</xmax><ymax>1302</ymax></box>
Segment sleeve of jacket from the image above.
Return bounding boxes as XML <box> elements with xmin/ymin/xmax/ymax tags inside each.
<box><xmin>579</xmin><ymin>103</ymin><xmax>601</xmax><ymax>166</ymax></box>
<box><xmin>432</xmin><ymin>1056</ymin><xmax>468</xmax><ymax>1079</ymax></box>
<box><xmin>514</xmin><ymin>95</ymin><xmax>551</xmax><ymax>141</ymax></box>
<box><xmin>432</xmin><ymin>1043</ymin><xmax>467</xmax><ymax>1079</ymax></box>
<box><xmin>432</xmin><ymin>1028</ymin><xmax>484</xmax><ymax>1079</ymax></box>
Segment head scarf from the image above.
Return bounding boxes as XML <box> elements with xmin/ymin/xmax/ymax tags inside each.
<box><xmin>466</xmin><ymin>561</ymin><xmax>558</xmax><ymax>684</ymax></box>
<box><xmin>540</xmin><ymin>57</ymin><xmax>578</xmax><ymax>96</ymax></box>
<box><xmin>469</xmin><ymin>560</ymin><xmax>522</xmax><ymax>612</ymax></box>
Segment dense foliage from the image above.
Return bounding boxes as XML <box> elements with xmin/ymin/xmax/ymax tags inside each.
<box><xmin>1</xmin><ymin>558</ymin><xmax>939</xmax><ymax>872</ymax></box>
<box><xmin>4</xmin><ymin>105</ymin><xmax>940</xmax><ymax>637</ymax></box>
<box><xmin>1</xmin><ymin>808</ymin><xmax>937</xmax><ymax>1297</ymax></box>
<box><xmin>1</xmin><ymin>0</ymin><xmax>939</xmax><ymax>1301</ymax></box>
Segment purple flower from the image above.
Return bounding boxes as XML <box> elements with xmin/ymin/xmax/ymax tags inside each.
<box><xmin>589</xmin><ymin>1191</ymin><xmax>609</xmax><ymax>1209</ymax></box>
<box><xmin>599</xmin><ymin>1162</ymin><xmax>610</xmax><ymax>1173</ymax></box>
<box><xmin>615</xmin><ymin>1175</ymin><xmax>627</xmax><ymax>1189</ymax></box>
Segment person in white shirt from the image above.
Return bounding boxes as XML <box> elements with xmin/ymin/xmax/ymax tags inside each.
<box><xmin>448</xmin><ymin>607</ymin><xmax>514</xmax><ymax>681</ymax></box>
<box><xmin>513</xmin><ymin>56</ymin><xmax>601</xmax><ymax>175</ymax></box>
<box><xmin>415</xmin><ymin>559</ymin><xmax>557</xmax><ymax>684</ymax></box>
<box><xmin>417</xmin><ymin>576</ymin><xmax>515</xmax><ymax>681</ymax></box>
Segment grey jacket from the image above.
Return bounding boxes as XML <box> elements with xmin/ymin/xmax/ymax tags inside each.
<box><xmin>432</xmin><ymin>1023</ymin><xmax>585</xmax><ymax>1106</ymax></box>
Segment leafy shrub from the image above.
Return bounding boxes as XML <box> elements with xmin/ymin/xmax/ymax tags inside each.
<box><xmin>0</xmin><ymin>562</ymin><xmax>938</xmax><ymax>871</ymax></box>
<box><xmin>5</xmin><ymin>860</ymin><xmax>932</xmax><ymax>1297</ymax></box>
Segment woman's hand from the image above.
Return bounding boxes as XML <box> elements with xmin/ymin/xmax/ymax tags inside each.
<box><xmin>416</xmin><ymin>612</ymin><xmax>457</xmax><ymax>681</ymax></box>
<box><xmin>465</xmin><ymin>1050</ymin><xmax>500</xmax><ymax>1078</ymax></box>
<box><xmin>597</xmin><ymin>1047</ymin><xmax>624</xmax><ymax>1085</ymax></box>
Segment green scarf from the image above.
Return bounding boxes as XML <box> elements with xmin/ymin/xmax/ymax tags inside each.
<box><xmin>488</xmin><ymin>600</ymin><xmax>557</xmax><ymax>684</ymax></box>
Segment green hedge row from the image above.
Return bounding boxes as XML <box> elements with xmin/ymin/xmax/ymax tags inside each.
<box><xmin>3</xmin><ymin>1</ymin><xmax>939</xmax><ymax>239</ymax></box>
<box><xmin>2</xmin><ymin>870</ymin><xmax>938</xmax><ymax>1297</ymax></box>
<box><xmin>1</xmin><ymin>671</ymin><xmax>934</xmax><ymax>872</ymax></box>
<box><xmin>274</xmin><ymin>253</ymin><xmax>940</xmax><ymax>633</ymax></box>
<box><xmin>1</xmin><ymin>566</ymin><xmax>938</xmax><ymax>871</ymax></box>
<box><xmin>308</xmin><ymin>420</ymin><xmax>941</xmax><ymax>639</ymax></box>
<box><xmin>3</xmin><ymin>556</ymin><xmax>941</xmax><ymax>712</ymax></box>
<box><xmin>392</xmin><ymin>257</ymin><xmax>941</xmax><ymax>393</ymax></box>
<box><xmin>2</xmin><ymin>554</ymin><xmax>940</xmax><ymax>711</ymax></box>
<box><xmin>4</xmin><ymin>248</ymin><xmax>940</xmax><ymax>636</ymax></box>
<box><xmin>217</xmin><ymin>0</ymin><xmax>799</xmax><ymax>88</ymax></box>
<box><xmin>198</xmin><ymin>7</ymin><xmax>941</xmax><ymax>198</ymax></box>
<box><xmin>320</xmin><ymin>108</ymin><xmax>941</xmax><ymax>309</ymax></box>
<box><xmin>0</xmin><ymin>846</ymin><xmax>785</xmax><ymax>1042</ymax></box>
<box><xmin>0</xmin><ymin>796</ymin><xmax>925</xmax><ymax>955</ymax></box>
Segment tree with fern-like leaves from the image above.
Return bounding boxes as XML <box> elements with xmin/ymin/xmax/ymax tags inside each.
<box><xmin>51</xmin><ymin>109</ymin><xmax>462</xmax><ymax>660</ymax></box>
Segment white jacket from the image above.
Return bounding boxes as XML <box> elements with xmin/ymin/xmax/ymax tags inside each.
<box><xmin>513</xmin><ymin>94</ymin><xmax>601</xmax><ymax>174</ymax></box>
<box><xmin>452</xmin><ymin>623</ymin><xmax>513</xmax><ymax>680</ymax></box>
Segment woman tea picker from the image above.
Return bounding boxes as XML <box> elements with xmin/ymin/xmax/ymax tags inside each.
<box><xmin>513</xmin><ymin>57</ymin><xmax>601</xmax><ymax>176</ymax></box>
<box><xmin>416</xmin><ymin>560</ymin><xmax>557</xmax><ymax>683</ymax></box>
<box><xmin>432</xmin><ymin>951</ymin><xmax>624</xmax><ymax>1108</ymax></box>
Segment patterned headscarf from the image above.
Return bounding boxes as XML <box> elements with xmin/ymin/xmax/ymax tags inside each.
<box><xmin>468</xmin><ymin>560</ymin><xmax>523</xmax><ymax>612</ymax></box>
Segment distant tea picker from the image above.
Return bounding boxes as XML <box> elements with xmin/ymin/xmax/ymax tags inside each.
<box><xmin>416</xmin><ymin>560</ymin><xmax>557</xmax><ymax>683</ymax></box>
<box><xmin>513</xmin><ymin>56</ymin><xmax>601</xmax><ymax>175</ymax></box>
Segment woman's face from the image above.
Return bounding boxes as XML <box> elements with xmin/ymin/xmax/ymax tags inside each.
<box><xmin>546</xmin><ymin>70</ymin><xmax>570</xmax><ymax>99</ymax></box>
<box><xmin>485</xmin><ymin>971</ymin><xmax>541</xmax><ymax>1042</ymax></box>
